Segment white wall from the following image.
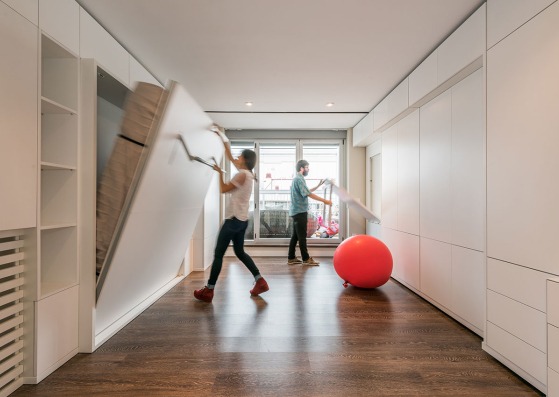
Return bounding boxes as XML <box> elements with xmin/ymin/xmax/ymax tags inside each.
<box><xmin>346</xmin><ymin>128</ymin><xmax>366</xmax><ymax>236</ymax></box>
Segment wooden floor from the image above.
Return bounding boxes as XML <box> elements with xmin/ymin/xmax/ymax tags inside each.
<box><xmin>15</xmin><ymin>257</ymin><xmax>543</xmax><ymax>396</ymax></box>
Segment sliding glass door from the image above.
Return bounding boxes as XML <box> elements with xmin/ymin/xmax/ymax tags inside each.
<box><xmin>228</xmin><ymin>139</ymin><xmax>343</xmax><ymax>244</ymax></box>
<box><xmin>302</xmin><ymin>142</ymin><xmax>340</xmax><ymax>240</ymax></box>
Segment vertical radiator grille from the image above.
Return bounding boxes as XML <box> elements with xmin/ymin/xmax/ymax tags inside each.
<box><xmin>0</xmin><ymin>229</ymin><xmax>25</xmax><ymax>396</ymax></box>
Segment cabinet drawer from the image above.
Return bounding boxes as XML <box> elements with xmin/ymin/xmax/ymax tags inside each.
<box><xmin>487</xmin><ymin>290</ymin><xmax>546</xmax><ymax>351</ymax></box>
<box><xmin>488</xmin><ymin>258</ymin><xmax>549</xmax><ymax>311</ymax></box>
<box><xmin>549</xmin><ymin>279</ymin><xmax>559</xmax><ymax>327</ymax></box>
<box><xmin>550</xmin><ymin>324</ymin><xmax>559</xmax><ymax>373</ymax></box>
<box><xmin>486</xmin><ymin>322</ymin><xmax>547</xmax><ymax>384</ymax></box>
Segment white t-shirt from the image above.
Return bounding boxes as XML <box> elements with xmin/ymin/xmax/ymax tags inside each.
<box><xmin>225</xmin><ymin>169</ymin><xmax>253</xmax><ymax>221</ymax></box>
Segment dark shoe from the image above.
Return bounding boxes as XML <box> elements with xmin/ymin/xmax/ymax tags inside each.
<box><xmin>302</xmin><ymin>257</ymin><xmax>320</xmax><ymax>266</ymax></box>
<box><xmin>250</xmin><ymin>278</ymin><xmax>269</xmax><ymax>296</ymax></box>
<box><xmin>194</xmin><ymin>286</ymin><xmax>214</xmax><ymax>303</ymax></box>
<box><xmin>287</xmin><ymin>257</ymin><xmax>303</xmax><ymax>265</ymax></box>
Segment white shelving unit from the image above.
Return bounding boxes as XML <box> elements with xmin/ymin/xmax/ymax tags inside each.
<box><xmin>25</xmin><ymin>33</ymin><xmax>80</xmax><ymax>384</ymax></box>
<box><xmin>39</xmin><ymin>34</ymin><xmax>79</xmax><ymax>299</ymax></box>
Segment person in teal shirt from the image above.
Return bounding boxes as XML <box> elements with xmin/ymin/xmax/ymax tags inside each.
<box><xmin>288</xmin><ymin>160</ymin><xmax>332</xmax><ymax>266</ymax></box>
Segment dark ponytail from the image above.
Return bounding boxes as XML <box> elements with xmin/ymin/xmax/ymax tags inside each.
<box><xmin>241</xmin><ymin>149</ymin><xmax>258</xmax><ymax>181</ymax></box>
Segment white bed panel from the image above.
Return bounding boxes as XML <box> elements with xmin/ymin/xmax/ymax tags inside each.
<box><xmin>95</xmin><ymin>82</ymin><xmax>222</xmax><ymax>335</ymax></box>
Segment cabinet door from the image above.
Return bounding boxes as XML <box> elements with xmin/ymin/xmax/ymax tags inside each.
<box><xmin>39</xmin><ymin>0</ymin><xmax>79</xmax><ymax>55</ymax></box>
<box><xmin>397</xmin><ymin>110</ymin><xmax>420</xmax><ymax>235</ymax></box>
<box><xmin>420</xmin><ymin>90</ymin><xmax>452</xmax><ymax>243</ymax></box>
<box><xmin>0</xmin><ymin>2</ymin><xmax>38</xmax><ymax>230</ymax></box>
<box><xmin>452</xmin><ymin>246</ymin><xmax>484</xmax><ymax>332</ymax></box>
<box><xmin>487</xmin><ymin>1</ymin><xmax>559</xmax><ymax>275</ymax></box>
<box><xmin>451</xmin><ymin>69</ymin><xmax>485</xmax><ymax>251</ymax></box>
<box><xmin>381</xmin><ymin>126</ymin><xmax>398</xmax><ymax>230</ymax></box>
<box><xmin>420</xmin><ymin>237</ymin><xmax>452</xmax><ymax>305</ymax></box>
<box><xmin>35</xmin><ymin>286</ymin><xmax>79</xmax><ymax>381</ymax></box>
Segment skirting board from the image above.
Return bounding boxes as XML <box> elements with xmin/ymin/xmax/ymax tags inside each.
<box><xmin>391</xmin><ymin>275</ymin><xmax>484</xmax><ymax>337</ymax></box>
<box><xmin>94</xmin><ymin>275</ymin><xmax>185</xmax><ymax>349</ymax></box>
<box><xmin>23</xmin><ymin>347</ymin><xmax>78</xmax><ymax>384</ymax></box>
<box><xmin>482</xmin><ymin>342</ymin><xmax>546</xmax><ymax>394</ymax></box>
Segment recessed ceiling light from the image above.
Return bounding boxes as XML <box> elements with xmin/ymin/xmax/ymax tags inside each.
<box><xmin>326</xmin><ymin>102</ymin><xmax>334</xmax><ymax>107</ymax></box>
<box><xmin>245</xmin><ymin>101</ymin><xmax>253</xmax><ymax>107</ymax></box>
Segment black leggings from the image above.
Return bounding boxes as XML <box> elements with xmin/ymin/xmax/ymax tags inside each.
<box><xmin>208</xmin><ymin>217</ymin><xmax>260</xmax><ymax>286</ymax></box>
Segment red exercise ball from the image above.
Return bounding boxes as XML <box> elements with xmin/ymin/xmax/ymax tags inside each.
<box><xmin>333</xmin><ymin>234</ymin><xmax>393</xmax><ymax>288</ymax></box>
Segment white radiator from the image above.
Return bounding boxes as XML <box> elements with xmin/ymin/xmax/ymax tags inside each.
<box><xmin>0</xmin><ymin>229</ymin><xmax>25</xmax><ymax>396</ymax></box>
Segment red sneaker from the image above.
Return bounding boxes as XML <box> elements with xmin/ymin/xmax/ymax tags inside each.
<box><xmin>250</xmin><ymin>278</ymin><xmax>269</xmax><ymax>296</ymax></box>
<box><xmin>193</xmin><ymin>287</ymin><xmax>214</xmax><ymax>303</ymax></box>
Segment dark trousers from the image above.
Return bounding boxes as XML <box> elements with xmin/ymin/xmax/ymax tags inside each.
<box><xmin>288</xmin><ymin>212</ymin><xmax>309</xmax><ymax>261</ymax></box>
<box><xmin>208</xmin><ymin>217</ymin><xmax>260</xmax><ymax>286</ymax></box>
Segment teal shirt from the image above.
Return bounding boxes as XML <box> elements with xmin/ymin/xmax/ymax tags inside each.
<box><xmin>289</xmin><ymin>173</ymin><xmax>311</xmax><ymax>216</ymax></box>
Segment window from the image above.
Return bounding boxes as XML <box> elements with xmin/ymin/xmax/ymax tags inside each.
<box><xmin>227</xmin><ymin>138</ymin><xmax>344</xmax><ymax>244</ymax></box>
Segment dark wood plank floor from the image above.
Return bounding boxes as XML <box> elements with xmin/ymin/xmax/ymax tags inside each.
<box><xmin>15</xmin><ymin>257</ymin><xmax>543</xmax><ymax>396</ymax></box>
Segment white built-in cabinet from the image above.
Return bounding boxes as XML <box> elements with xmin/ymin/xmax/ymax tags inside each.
<box><xmin>353</xmin><ymin>4</ymin><xmax>486</xmax><ymax>149</ymax></box>
<box><xmin>380</xmin><ymin>68</ymin><xmax>485</xmax><ymax>335</ymax></box>
<box><xmin>484</xmin><ymin>1</ymin><xmax>559</xmax><ymax>393</ymax></box>
<box><xmin>2</xmin><ymin>0</ymin><xmax>174</xmax><ymax>392</ymax></box>
<box><xmin>0</xmin><ymin>2</ymin><xmax>38</xmax><ymax>231</ymax></box>
<box><xmin>27</xmin><ymin>30</ymin><xmax>80</xmax><ymax>383</ymax></box>
<box><xmin>39</xmin><ymin>34</ymin><xmax>79</xmax><ymax>297</ymax></box>
<box><xmin>377</xmin><ymin>6</ymin><xmax>486</xmax><ymax>336</ymax></box>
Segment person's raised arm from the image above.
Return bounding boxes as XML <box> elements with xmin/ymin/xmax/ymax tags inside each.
<box><xmin>213</xmin><ymin>125</ymin><xmax>242</xmax><ymax>170</ymax></box>
<box><xmin>213</xmin><ymin>164</ymin><xmax>246</xmax><ymax>193</ymax></box>
<box><xmin>309</xmin><ymin>179</ymin><xmax>324</xmax><ymax>193</ymax></box>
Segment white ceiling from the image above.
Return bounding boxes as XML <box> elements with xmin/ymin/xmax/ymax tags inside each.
<box><xmin>77</xmin><ymin>0</ymin><xmax>484</xmax><ymax>130</ymax></box>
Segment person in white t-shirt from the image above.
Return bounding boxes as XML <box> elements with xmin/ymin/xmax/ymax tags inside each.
<box><xmin>194</xmin><ymin>132</ymin><xmax>268</xmax><ymax>303</ymax></box>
